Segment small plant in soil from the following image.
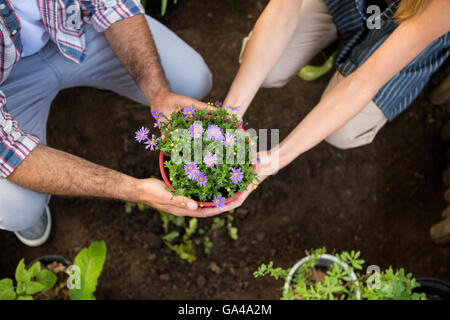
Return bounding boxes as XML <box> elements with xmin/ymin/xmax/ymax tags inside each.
<box><xmin>160</xmin><ymin>210</ymin><xmax>239</xmax><ymax>263</ymax></box>
<box><xmin>134</xmin><ymin>102</ymin><xmax>259</xmax><ymax>208</ymax></box>
<box><xmin>124</xmin><ymin>202</ymin><xmax>239</xmax><ymax>262</ymax></box>
<box><xmin>254</xmin><ymin>247</ymin><xmax>426</xmax><ymax>300</ymax></box>
<box><xmin>0</xmin><ymin>241</ymin><xmax>106</xmax><ymax>300</ymax></box>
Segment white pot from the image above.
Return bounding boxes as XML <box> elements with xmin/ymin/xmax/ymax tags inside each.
<box><xmin>283</xmin><ymin>253</ymin><xmax>361</xmax><ymax>300</ymax></box>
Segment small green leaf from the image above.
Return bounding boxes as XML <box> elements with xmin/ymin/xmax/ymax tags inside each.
<box><xmin>163</xmin><ymin>231</ymin><xmax>180</xmax><ymax>242</ymax></box>
<box><xmin>25</xmin><ymin>281</ymin><xmax>46</xmax><ymax>295</ymax></box>
<box><xmin>16</xmin><ymin>295</ymin><xmax>33</xmax><ymax>300</ymax></box>
<box><xmin>0</xmin><ymin>279</ymin><xmax>16</xmax><ymax>300</ymax></box>
<box><xmin>27</xmin><ymin>262</ymin><xmax>41</xmax><ymax>278</ymax></box>
<box><xmin>15</xmin><ymin>259</ymin><xmax>29</xmax><ymax>283</ymax></box>
<box><xmin>16</xmin><ymin>281</ymin><xmax>26</xmax><ymax>296</ymax></box>
<box><xmin>203</xmin><ymin>236</ymin><xmax>213</xmax><ymax>255</ymax></box>
<box><xmin>36</xmin><ymin>270</ymin><xmax>57</xmax><ymax>291</ymax></box>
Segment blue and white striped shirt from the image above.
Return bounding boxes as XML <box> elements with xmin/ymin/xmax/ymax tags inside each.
<box><xmin>323</xmin><ymin>0</ymin><xmax>450</xmax><ymax>120</ymax></box>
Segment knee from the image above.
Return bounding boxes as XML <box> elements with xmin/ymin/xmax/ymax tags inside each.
<box><xmin>189</xmin><ymin>57</ymin><xmax>213</xmax><ymax>100</ymax></box>
<box><xmin>0</xmin><ymin>179</ymin><xmax>48</xmax><ymax>232</ymax></box>
<box><xmin>261</xmin><ymin>73</ymin><xmax>290</xmax><ymax>89</ymax></box>
<box><xmin>325</xmin><ymin>126</ymin><xmax>376</xmax><ymax>150</ymax></box>
<box><xmin>325</xmin><ymin>128</ymin><xmax>355</xmax><ymax>150</ymax></box>
<box><xmin>172</xmin><ymin>51</ymin><xmax>213</xmax><ymax>101</ymax></box>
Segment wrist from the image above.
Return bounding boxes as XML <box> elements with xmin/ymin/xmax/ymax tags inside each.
<box><xmin>144</xmin><ymin>83</ymin><xmax>171</xmax><ymax>108</ymax></box>
<box><xmin>117</xmin><ymin>176</ymin><xmax>143</xmax><ymax>204</ymax></box>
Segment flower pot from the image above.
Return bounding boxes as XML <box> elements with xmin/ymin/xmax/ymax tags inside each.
<box><xmin>159</xmin><ymin>127</ymin><xmax>256</xmax><ymax>207</ymax></box>
<box><xmin>414</xmin><ymin>278</ymin><xmax>450</xmax><ymax>300</ymax></box>
<box><xmin>160</xmin><ymin>152</ymin><xmax>246</xmax><ymax>207</ymax></box>
<box><xmin>26</xmin><ymin>255</ymin><xmax>72</xmax><ymax>269</ymax></box>
<box><xmin>26</xmin><ymin>255</ymin><xmax>73</xmax><ymax>300</ymax></box>
<box><xmin>283</xmin><ymin>253</ymin><xmax>361</xmax><ymax>300</ymax></box>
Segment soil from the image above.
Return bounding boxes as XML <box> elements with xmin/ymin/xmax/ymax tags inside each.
<box><xmin>0</xmin><ymin>0</ymin><xmax>449</xmax><ymax>300</ymax></box>
<box><xmin>34</xmin><ymin>261</ymin><xmax>69</xmax><ymax>300</ymax></box>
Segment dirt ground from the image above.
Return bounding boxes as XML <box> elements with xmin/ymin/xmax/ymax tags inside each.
<box><xmin>0</xmin><ymin>0</ymin><xmax>449</xmax><ymax>299</ymax></box>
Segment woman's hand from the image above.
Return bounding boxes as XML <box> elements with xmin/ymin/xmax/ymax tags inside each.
<box><xmin>199</xmin><ymin>150</ymin><xmax>277</xmax><ymax>215</ymax></box>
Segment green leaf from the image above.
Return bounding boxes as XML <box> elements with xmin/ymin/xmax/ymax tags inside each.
<box><xmin>15</xmin><ymin>259</ymin><xmax>29</xmax><ymax>283</ymax></box>
<box><xmin>69</xmin><ymin>241</ymin><xmax>107</xmax><ymax>300</ymax></box>
<box><xmin>36</xmin><ymin>270</ymin><xmax>57</xmax><ymax>292</ymax></box>
<box><xmin>227</xmin><ymin>220</ymin><xmax>238</xmax><ymax>240</ymax></box>
<box><xmin>185</xmin><ymin>218</ymin><xmax>198</xmax><ymax>238</ymax></box>
<box><xmin>203</xmin><ymin>236</ymin><xmax>213</xmax><ymax>255</ymax></box>
<box><xmin>163</xmin><ymin>231</ymin><xmax>180</xmax><ymax>243</ymax></box>
<box><xmin>16</xmin><ymin>295</ymin><xmax>33</xmax><ymax>300</ymax></box>
<box><xmin>16</xmin><ymin>281</ymin><xmax>26</xmax><ymax>296</ymax></box>
<box><xmin>25</xmin><ymin>281</ymin><xmax>47</xmax><ymax>295</ymax></box>
<box><xmin>161</xmin><ymin>0</ymin><xmax>168</xmax><ymax>16</ymax></box>
<box><xmin>27</xmin><ymin>262</ymin><xmax>41</xmax><ymax>278</ymax></box>
<box><xmin>0</xmin><ymin>279</ymin><xmax>16</xmax><ymax>300</ymax></box>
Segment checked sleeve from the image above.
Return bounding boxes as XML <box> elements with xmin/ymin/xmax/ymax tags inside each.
<box><xmin>0</xmin><ymin>91</ymin><xmax>39</xmax><ymax>179</ymax></box>
<box><xmin>81</xmin><ymin>0</ymin><xmax>146</xmax><ymax>32</ymax></box>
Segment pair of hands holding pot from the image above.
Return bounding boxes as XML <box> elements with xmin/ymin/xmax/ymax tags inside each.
<box><xmin>138</xmin><ymin>90</ymin><xmax>275</xmax><ymax>218</ymax></box>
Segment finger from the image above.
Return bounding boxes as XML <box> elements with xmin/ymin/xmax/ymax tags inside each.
<box><xmin>170</xmin><ymin>194</ymin><xmax>199</xmax><ymax>211</ymax></box>
<box><xmin>162</xmin><ymin>205</ymin><xmax>220</xmax><ymax>218</ymax></box>
<box><xmin>179</xmin><ymin>96</ymin><xmax>209</xmax><ymax>111</ymax></box>
<box><xmin>160</xmin><ymin>190</ymin><xmax>198</xmax><ymax>211</ymax></box>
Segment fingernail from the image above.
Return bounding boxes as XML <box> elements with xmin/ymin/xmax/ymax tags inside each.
<box><xmin>187</xmin><ymin>202</ymin><xmax>198</xmax><ymax>210</ymax></box>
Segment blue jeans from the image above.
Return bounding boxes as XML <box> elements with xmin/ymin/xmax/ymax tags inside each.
<box><xmin>0</xmin><ymin>15</ymin><xmax>212</xmax><ymax>232</ymax></box>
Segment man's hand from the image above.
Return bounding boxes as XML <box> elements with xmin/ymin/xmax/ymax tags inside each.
<box><xmin>150</xmin><ymin>89</ymin><xmax>209</xmax><ymax>117</ymax></box>
<box><xmin>135</xmin><ymin>178</ymin><xmax>221</xmax><ymax>218</ymax></box>
<box><xmin>104</xmin><ymin>15</ymin><xmax>210</xmax><ymax>118</ymax></box>
<box><xmin>9</xmin><ymin>145</ymin><xmax>221</xmax><ymax>218</ymax></box>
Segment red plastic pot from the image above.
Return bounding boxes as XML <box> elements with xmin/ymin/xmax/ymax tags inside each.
<box><xmin>159</xmin><ymin>127</ymin><xmax>256</xmax><ymax>207</ymax></box>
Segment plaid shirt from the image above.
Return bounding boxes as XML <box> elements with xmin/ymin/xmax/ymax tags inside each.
<box><xmin>0</xmin><ymin>0</ymin><xmax>144</xmax><ymax>178</ymax></box>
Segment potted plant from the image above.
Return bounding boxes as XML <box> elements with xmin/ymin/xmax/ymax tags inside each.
<box><xmin>135</xmin><ymin>103</ymin><xmax>259</xmax><ymax>209</ymax></box>
<box><xmin>254</xmin><ymin>247</ymin><xmax>427</xmax><ymax>300</ymax></box>
<box><xmin>0</xmin><ymin>241</ymin><xmax>106</xmax><ymax>300</ymax></box>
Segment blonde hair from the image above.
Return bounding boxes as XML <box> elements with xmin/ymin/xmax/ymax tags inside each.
<box><xmin>394</xmin><ymin>0</ymin><xmax>430</xmax><ymax>22</ymax></box>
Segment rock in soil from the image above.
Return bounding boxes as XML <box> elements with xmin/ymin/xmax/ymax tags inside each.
<box><xmin>209</xmin><ymin>262</ymin><xmax>222</xmax><ymax>274</ymax></box>
<box><xmin>444</xmin><ymin>189</ymin><xmax>450</xmax><ymax>204</ymax></box>
<box><xmin>443</xmin><ymin>167</ymin><xmax>450</xmax><ymax>186</ymax></box>
<box><xmin>196</xmin><ymin>275</ymin><xmax>206</xmax><ymax>287</ymax></box>
<box><xmin>443</xmin><ymin>206</ymin><xmax>450</xmax><ymax>219</ymax></box>
<box><xmin>160</xmin><ymin>274</ymin><xmax>170</xmax><ymax>281</ymax></box>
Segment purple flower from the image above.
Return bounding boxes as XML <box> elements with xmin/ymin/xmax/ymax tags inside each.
<box><xmin>144</xmin><ymin>135</ymin><xmax>159</xmax><ymax>151</ymax></box>
<box><xmin>226</xmin><ymin>105</ymin><xmax>241</xmax><ymax>112</ymax></box>
<box><xmin>206</xmin><ymin>125</ymin><xmax>223</xmax><ymax>141</ymax></box>
<box><xmin>230</xmin><ymin>168</ymin><xmax>244</xmax><ymax>184</ymax></box>
<box><xmin>183</xmin><ymin>106</ymin><xmax>195</xmax><ymax>118</ymax></box>
<box><xmin>215</xmin><ymin>101</ymin><xmax>222</xmax><ymax>107</ymax></box>
<box><xmin>212</xmin><ymin>194</ymin><xmax>226</xmax><ymax>209</ymax></box>
<box><xmin>223</xmin><ymin>133</ymin><xmax>236</xmax><ymax>146</ymax></box>
<box><xmin>135</xmin><ymin>127</ymin><xmax>149</xmax><ymax>143</ymax></box>
<box><xmin>151</xmin><ymin>110</ymin><xmax>162</xmax><ymax>120</ymax></box>
<box><xmin>184</xmin><ymin>162</ymin><xmax>199</xmax><ymax>180</ymax></box>
<box><xmin>189</xmin><ymin>123</ymin><xmax>204</xmax><ymax>139</ymax></box>
<box><xmin>226</xmin><ymin>114</ymin><xmax>234</xmax><ymax>123</ymax></box>
<box><xmin>196</xmin><ymin>172</ymin><xmax>207</xmax><ymax>187</ymax></box>
<box><xmin>203</xmin><ymin>152</ymin><xmax>218</xmax><ymax>168</ymax></box>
